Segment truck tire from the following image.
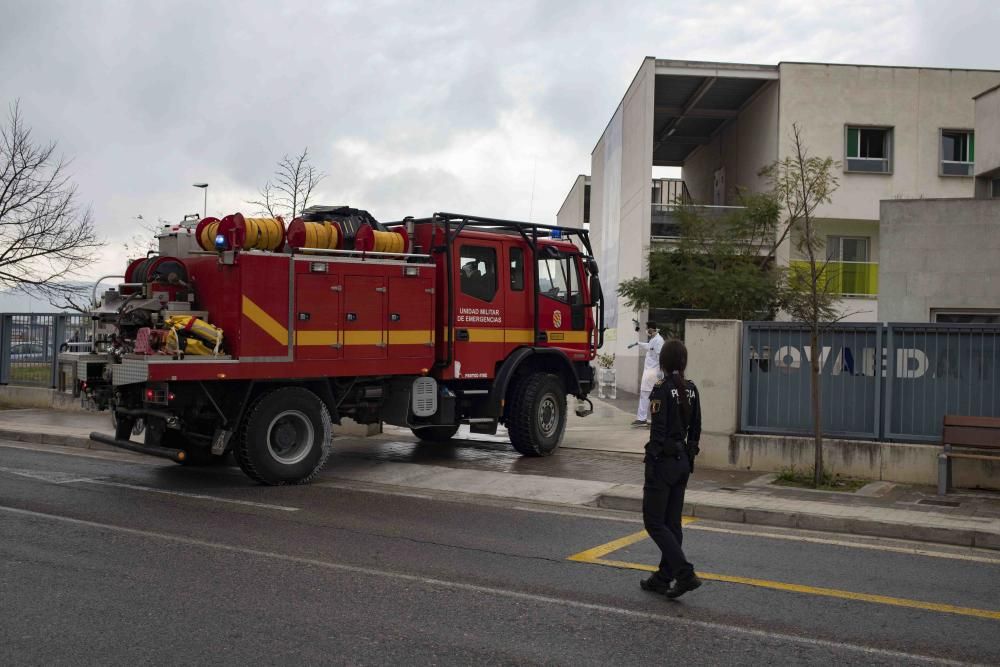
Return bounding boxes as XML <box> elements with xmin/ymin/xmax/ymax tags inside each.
<box><xmin>234</xmin><ymin>386</ymin><xmax>332</xmax><ymax>485</ymax></box>
<box><xmin>112</xmin><ymin>411</ymin><xmax>143</xmax><ymax>440</ymax></box>
<box><xmin>507</xmin><ymin>373</ymin><xmax>566</xmax><ymax>457</ymax></box>
<box><xmin>113</xmin><ymin>412</ymin><xmax>135</xmax><ymax>441</ymax></box>
<box><xmin>410</xmin><ymin>425</ymin><xmax>459</xmax><ymax>442</ymax></box>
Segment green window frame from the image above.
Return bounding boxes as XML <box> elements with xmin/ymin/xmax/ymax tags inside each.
<box><xmin>845</xmin><ymin>126</ymin><xmax>892</xmax><ymax>174</ymax></box>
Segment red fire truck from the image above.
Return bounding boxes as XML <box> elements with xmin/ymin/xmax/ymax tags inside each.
<box><xmin>83</xmin><ymin>208</ymin><xmax>604</xmax><ymax>485</ymax></box>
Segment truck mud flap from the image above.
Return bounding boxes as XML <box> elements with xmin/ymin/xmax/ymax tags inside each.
<box><xmin>89</xmin><ymin>432</ymin><xmax>187</xmax><ymax>463</ymax></box>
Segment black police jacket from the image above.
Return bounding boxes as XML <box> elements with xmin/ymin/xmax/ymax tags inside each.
<box><xmin>645</xmin><ymin>375</ymin><xmax>702</xmax><ymax>463</ymax></box>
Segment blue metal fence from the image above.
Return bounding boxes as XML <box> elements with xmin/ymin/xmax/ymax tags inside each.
<box><xmin>885</xmin><ymin>323</ymin><xmax>1000</xmax><ymax>442</ymax></box>
<box><xmin>0</xmin><ymin>313</ymin><xmax>93</xmax><ymax>388</ymax></box>
<box><xmin>740</xmin><ymin>322</ymin><xmax>1000</xmax><ymax>443</ymax></box>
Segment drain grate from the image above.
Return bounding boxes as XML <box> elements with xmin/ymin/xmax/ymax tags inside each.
<box><xmin>717</xmin><ymin>487</ymin><xmax>741</xmax><ymax>492</ymax></box>
<box><xmin>916</xmin><ymin>499</ymin><xmax>961</xmax><ymax>508</ymax></box>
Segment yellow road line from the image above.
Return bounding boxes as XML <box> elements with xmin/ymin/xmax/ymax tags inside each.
<box><xmin>567</xmin><ymin>521</ymin><xmax>697</xmax><ymax>563</ymax></box>
<box><xmin>567</xmin><ymin>529</ymin><xmax>650</xmax><ymax>562</ymax></box>
<box><xmin>686</xmin><ymin>523</ymin><xmax>1000</xmax><ymax>565</ymax></box>
<box><xmin>568</xmin><ymin>529</ymin><xmax>1000</xmax><ymax>622</ymax></box>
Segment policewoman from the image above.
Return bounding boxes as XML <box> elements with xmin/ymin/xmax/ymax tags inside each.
<box><xmin>639</xmin><ymin>339</ymin><xmax>703</xmax><ymax>599</ymax></box>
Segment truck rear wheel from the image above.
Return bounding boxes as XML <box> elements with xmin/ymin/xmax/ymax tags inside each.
<box><xmin>410</xmin><ymin>425</ymin><xmax>459</xmax><ymax>442</ymax></box>
<box><xmin>112</xmin><ymin>410</ymin><xmax>143</xmax><ymax>440</ymax></box>
<box><xmin>507</xmin><ymin>373</ymin><xmax>566</xmax><ymax>457</ymax></box>
<box><xmin>234</xmin><ymin>387</ymin><xmax>332</xmax><ymax>485</ymax></box>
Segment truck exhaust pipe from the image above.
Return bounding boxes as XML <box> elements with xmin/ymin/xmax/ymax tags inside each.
<box><xmin>89</xmin><ymin>432</ymin><xmax>187</xmax><ymax>463</ymax></box>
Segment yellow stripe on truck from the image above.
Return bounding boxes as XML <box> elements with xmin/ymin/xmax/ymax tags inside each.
<box><xmin>388</xmin><ymin>330</ymin><xmax>435</xmax><ymax>345</ymax></box>
<box><xmin>242</xmin><ymin>296</ymin><xmax>289</xmax><ymax>345</ymax></box>
<box><xmin>465</xmin><ymin>328</ymin><xmax>589</xmax><ymax>344</ymax></box>
<box><xmin>295</xmin><ymin>330</ymin><xmax>338</xmax><ymax>346</ymax></box>
<box><xmin>295</xmin><ymin>330</ymin><xmax>434</xmax><ymax>346</ymax></box>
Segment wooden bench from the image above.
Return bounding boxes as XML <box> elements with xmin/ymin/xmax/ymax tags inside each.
<box><xmin>938</xmin><ymin>415</ymin><xmax>1000</xmax><ymax>495</ymax></box>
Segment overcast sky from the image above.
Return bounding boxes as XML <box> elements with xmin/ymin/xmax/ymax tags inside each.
<box><xmin>2</xmin><ymin>0</ymin><xmax>998</xmax><ymax>280</ymax></box>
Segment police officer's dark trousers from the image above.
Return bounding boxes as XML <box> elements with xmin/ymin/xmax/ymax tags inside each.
<box><xmin>642</xmin><ymin>452</ymin><xmax>693</xmax><ymax>581</ymax></box>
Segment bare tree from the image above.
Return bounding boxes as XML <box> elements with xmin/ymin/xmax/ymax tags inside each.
<box><xmin>0</xmin><ymin>101</ymin><xmax>103</xmax><ymax>304</ymax></box>
<box><xmin>249</xmin><ymin>148</ymin><xmax>325</xmax><ymax>220</ymax></box>
<box><xmin>761</xmin><ymin>123</ymin><xmax>841</xmax><ymax>487</ymax></box>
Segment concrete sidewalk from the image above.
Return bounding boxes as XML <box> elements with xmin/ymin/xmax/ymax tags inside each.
<box><xmin>1</xmin><ymin>405</ymin><xmax>999</xmax><ymax>551</ymax></box>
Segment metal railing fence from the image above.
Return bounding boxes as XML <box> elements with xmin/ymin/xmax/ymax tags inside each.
<box><xmin>885</xmin><ymin>323</ymin><xmax>1000</xmax><ymax>442</ymax></box>
<box><xmin>741</xmin><ymin>322</ymin><xmax>882</xmax><ymax>440</ymax></box>
<box><xmin>651</xmin><ymin>203</ymin><xmax>747</xmax><ymax>240</ymax></box>
<box><xmin>788</xmin><ymin>260</ymin><xmax>879</xmax><ymax>297</ymax></box>
<box><xmin>0</xmin><ymin>313</ymin><xmax>93</xmax><ymax>388</ymax></box>
<box><xmin>740</xmin><ymin>321</ymin><xmax>1000</xmax><ymax>443</ymax></box>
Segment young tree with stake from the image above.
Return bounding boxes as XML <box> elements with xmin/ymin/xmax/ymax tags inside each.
<box><xmin>761</xmin><ymin>123</ymin><xmax>842</xmax><ymax>487</ymax></box>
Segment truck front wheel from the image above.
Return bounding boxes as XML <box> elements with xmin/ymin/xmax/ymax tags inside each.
<box><xmin>234</xmin><ymin>387</ymin><xmax>332</xmax><ymax>485</ymax></box>
<box><xmin>507</xmin><ymin>373</ymin><xmax>566</xmax><ymax>457</ymax></box>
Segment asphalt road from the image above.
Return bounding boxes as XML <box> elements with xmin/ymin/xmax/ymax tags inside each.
<box><xmin>1</xmin><ymin>440</ymin><xmax>999</xmax><ymax>666</ymax></box>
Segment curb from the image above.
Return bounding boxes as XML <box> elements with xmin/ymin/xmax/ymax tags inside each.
<box><xmin>0</xmin><ymin>428</ymin><xmax>117</xmax><ymax>453</ymax></box>
<box><xmin>4</xmin><ymin>423</ymin><xmax>998</xmax><ymax>553</ymax></box>
<box><xmin>597</xmin><ymin>486</ymin><xmax>1000</xmax><ymax>552</ymax></box>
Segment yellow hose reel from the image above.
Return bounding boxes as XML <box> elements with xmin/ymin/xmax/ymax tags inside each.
<box><xmin>196</xmin><ymin>213</ymin><xmax>286</xmax><ymax>252</ymax></box>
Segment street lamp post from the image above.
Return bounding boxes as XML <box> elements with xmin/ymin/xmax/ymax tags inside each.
<box><xmin>192</xmin><ymin>183</ymin><xmax>208</xmax><ymax>218</ymax></box>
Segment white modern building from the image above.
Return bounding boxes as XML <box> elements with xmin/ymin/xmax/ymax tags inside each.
<box><xmin>878</xmin><ymin>83</ymin><xmax>1000</xmax><ymax>323</ymax></box>
<box><xmin>556</xmin><ymin>175</ymin><xmax>590</xmax><ymax>230</ymax></box>
<box><xmin>577</xmin><ymin>58</ymin><xmax>1000</xmax><ymax>394</ymax></box>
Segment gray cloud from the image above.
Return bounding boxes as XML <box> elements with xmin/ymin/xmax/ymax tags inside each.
<box><xmin>1</xmin><ymin>0</ymin><xmax>996</xmax><ymax>279</ymax></box>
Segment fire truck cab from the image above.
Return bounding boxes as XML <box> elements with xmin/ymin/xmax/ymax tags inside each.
<box><xmin>83</xmin><ymin>210</ymin><xmax>604</xmax><ymax>485</ymax></box>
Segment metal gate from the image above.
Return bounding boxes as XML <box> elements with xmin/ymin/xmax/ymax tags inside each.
<box><xmin>740</xmin><ymin>322</ymin><xmax>1000</xmax><ymax>442</ymax></box>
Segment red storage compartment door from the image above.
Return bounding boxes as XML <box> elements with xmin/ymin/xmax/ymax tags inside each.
<box><xmin>388</xmin><ymin>274</ymin><xmax>434</xmax><ymax>360</ymax></box>
<box><xmin>295</xmin><ymin>272</ymin><xmax>342</xmax><ymax>360</ymax></box>
<box><xmin>344</xmin><ymin>275</ymin><xmax>386</xmax><ymax>359</ymax></box>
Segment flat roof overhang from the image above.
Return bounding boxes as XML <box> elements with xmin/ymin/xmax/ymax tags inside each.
<box><xmin>653</xmin><ymin>60</ymin><xmax>778</xmax><ymax>167</ymax></box>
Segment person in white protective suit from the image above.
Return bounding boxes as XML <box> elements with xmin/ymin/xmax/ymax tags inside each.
<box><xmin>631</xmin><ymin>321</ymin><xmax>664</xmax><ymax>427</ymax></box>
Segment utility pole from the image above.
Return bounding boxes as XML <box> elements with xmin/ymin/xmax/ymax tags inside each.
<box><xmin>193</xmin><ymin>182</ymin><xmax>208</xmax><ymax>218</ymax></box>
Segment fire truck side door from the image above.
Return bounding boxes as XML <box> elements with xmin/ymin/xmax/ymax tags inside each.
<box><xmin>503</xmin><ymin>242</ymin><xmax>533</xmax><ymax>356</ymax></box>
<box><xmin>537</xmin><ymin>249</ymin><xmax>589</xmax><ymax>357</ymax></box>
<box><xmin>344</xmin><ymin>274</ymin><xmax>386</xmax><ymax>359</ymax></box>
<box><xmin>295</xmin><ymin>270</ymin><xmax>342</xmax><ymax>360</ymax></box>
<box><xmin>452</xmin><ymin>241</ymin><xmax>503</xmax><ymax>379</ymax></box>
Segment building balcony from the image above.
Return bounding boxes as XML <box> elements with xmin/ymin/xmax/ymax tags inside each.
<box><xmin>789</xmin><ymin>260</ymin><xmax>879</xmax><ymax>297</ymax></box>
<box><xmin>651</xmin><ymin>203</ymin><xmax>746</xmax><ymax>239</ymax></box>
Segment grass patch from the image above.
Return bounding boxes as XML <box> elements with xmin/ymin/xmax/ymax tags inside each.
<box><xmin>773</xmin><ymin>466</ymin><xmax>868</xmax><ymax>492</ymax></box>
<box><xmin>9</xmin><ymin>364</ymin><xmax>51</xmax><ymax>384</ymax></box>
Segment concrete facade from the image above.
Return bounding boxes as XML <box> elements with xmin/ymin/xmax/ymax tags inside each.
<box><xmin>590</xmin><ymin>58</ymin><xmax>656</xmax><ymax>391</ymax></box>
<box><xmin>975</xmin><ymin>84</ymin><xmax>1000</xmax><ymax>199</ymax></box>
<box><xmin>878</xmin><ymin>198</ymin><xmax>1000</xmax><ymax>322</ymax></box>
<box><xmin>556</xmin><ymin>175</ymin><xmax>589</xmax><ymax>229</ymax></box>
<box><xmin>778</xmin><ymin>64</ymin><xmax>998</xmax><ymax>221</ymax></box>
<box><xmin>684</xmin><ymin>319</ymin><xmax>742</xmax><ymax>460</ymax></box>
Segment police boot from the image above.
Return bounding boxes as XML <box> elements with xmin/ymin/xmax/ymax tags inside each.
<box><xmin>666</xmin><ymin>572</ymin><xmax>702</xmax><ymax>599</ymax></box>
<box><xmin>639</xmin><ymin>572</ymin><xmax>671</xmax><ymax>595</ymax></box>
